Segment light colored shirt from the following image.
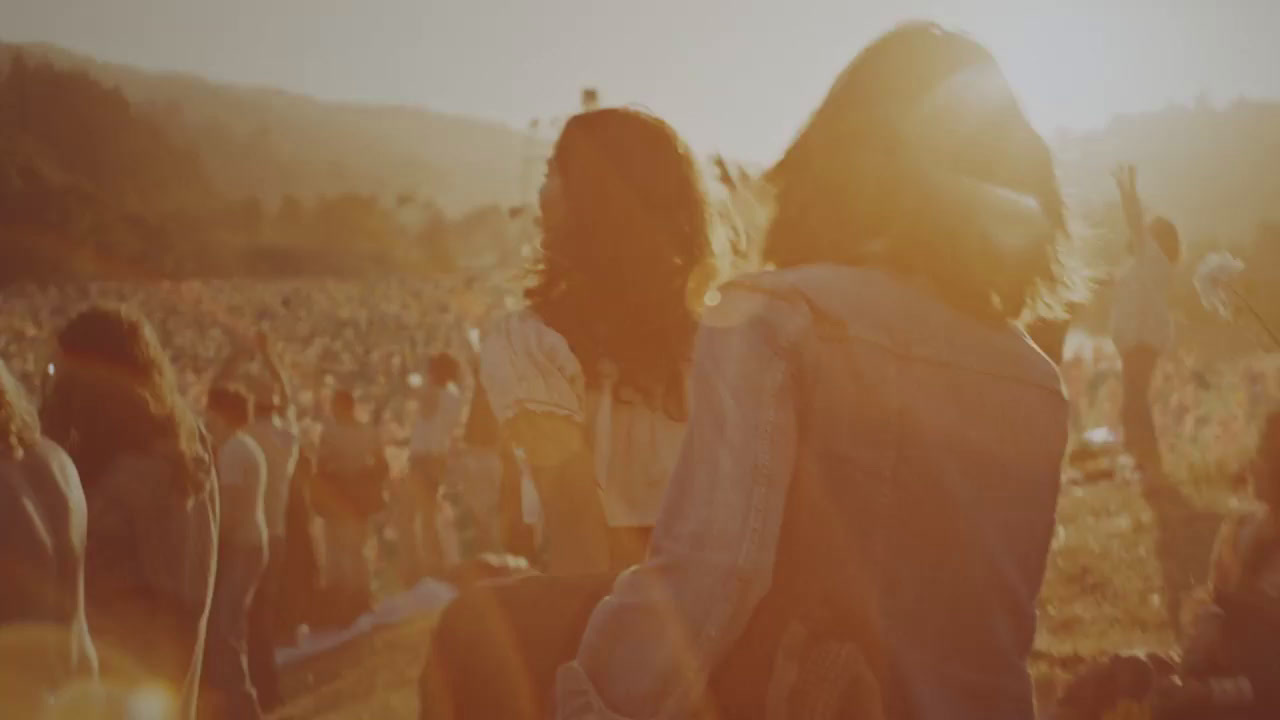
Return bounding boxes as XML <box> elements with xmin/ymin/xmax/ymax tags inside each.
<box><xmin>244</xmin><ymin>417</ymin><xmax>300</xmax><ymax>540</ymax></box>
<box><xmin>1111</xmin><ymin>234</ymin><xmax>1174</xmax><ymax>352</ymax></box>
<box><xmin>215</xmin><ymin>431</ymin><xmax>268</xmax><ymax>551</ymax></box>
<box><xmin>409</xmin><ymin>383</ymin><xmax>466</xmax><ymax>458</ymax></box>
<box><xmin>480</xmin><ymin>310</ymin><xmax>689</xmax><ymax>528</ymax></box>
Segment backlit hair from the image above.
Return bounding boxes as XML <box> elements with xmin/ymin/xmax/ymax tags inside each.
<box><xmin>526</xmin><ymin>107</ymin><xmax>712</xmax><ymax>392</ymax></box>
<box><xmin>765</xmin><ymin>22</ymin><xmax>1076</xmax><ymax>322</ymax></box>
<box><xmin>39</xmin><ymin>304</ymin><xmax>209</xmax><ymax>494</ymax></box>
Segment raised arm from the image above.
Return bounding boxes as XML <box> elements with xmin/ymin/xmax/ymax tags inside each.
<box><xmin>1112</xmin><ymin>164</ymin><xmax>1145</xmax><ymax>254</ymax></box>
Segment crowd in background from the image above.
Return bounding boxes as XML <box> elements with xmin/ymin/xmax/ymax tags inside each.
<box><xmin>4</xmin><ymin>20</ymin><xmax>1280</xmax><ymax>720</ymax></box>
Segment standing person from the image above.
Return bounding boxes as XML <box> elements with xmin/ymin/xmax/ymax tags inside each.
<box><xmin>202</xmin><ymin>386</ymin><xmax>269</xmax><ymax>720</ymax></box>
<box><xmin>403</xmin><ymin>353</ymin><xmax>466</xmax><ymax>582</ymax></box>
<box><xmin>556</xmin><ymin>22</ymin><xmax>1077</xmax><ymax>720</ymax></box>
<box><xmin>420</xmin><ymin>107</ymin><xmax>715</xmax><ymax>720</ymax></box>
<box><xmin>314</xmin><ymin>388</ymin><xmax>387</xmax><ymax>626</ymax></box>
<box><xmin>0</xmin><ymin>358</ymin><xmax>97</xmax><ymax>718</ymax></box>
<box><xmin>240</xmin><ymin>392</ymin><xmax>299</xmax><ymax>712</ymax></box>
<box><xmin>1109</xmin><ymin>165</ymin><xmax>1180</xmax><ymax>482</ymax></box>
<box><xmin>478</xmin><ymin>106</ymin><xmax>713</xmax><ymax>575</ymax></box>
<box><xmin>443</xmin><ymin>376</ymin><xmax>507</xmax><ymax>563</ymax></box>
<box><xmin>40</xmin><ymin>304</ymin><xmax>219</xmax><ymax>720</ymax></box>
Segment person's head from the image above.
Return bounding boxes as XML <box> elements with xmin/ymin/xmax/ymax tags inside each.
<box><xmin>1148</xmin><ymin>216</ymin><xmax>1180</xmax><ymax>264</ymax></box>
<box><xmin>206</xmin><ymin>386</ymin><xmax>252</xmax><ymax>444</ymax></box>
<box><xmin>0</xmin><ymin>359</ymin><xmax>39</xmax><ymax>460</ymax></box>
<box><xmin>765</xmin><ymin>22</ymin><xmax>1071</xmax><ymax>322</ymax></box>
<box><xmin>1254</xmin><ymin>410</ymin><xmax>1280</xmax><ymax>509</ymax></box>
<box><xmin>253</xmin><ymin>396</ymin><xmax>278</xmax><ymax>423</ymax></box>
<box><xmin>527</xmin><ymin>107</ymin><xmax>712</xmax><ymax>391</ymax></box>
<box><xmin>426</xmin><ymin>352</ymin><xmax>462</xmax><ymax>388</ymax></box>
<box><xmin>39</xmin><ymin>304</ymin><xmax>208</xmax><ymax>493</ymax></box>
<box><xmin>331</xmin><ymin>388</ymin><xmax>356</xmax><ymax>422</ymax></box>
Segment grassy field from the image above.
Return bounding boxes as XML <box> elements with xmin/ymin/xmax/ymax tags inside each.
<box><xmin>2</xmin><ymin>283</ymin><xmax>1270</xmax><ymax>718</ymax></box>
<box><xmin>267</xmin><ymin>350</ymin><xmax>1277</xmax><ymax>719</ymax></box>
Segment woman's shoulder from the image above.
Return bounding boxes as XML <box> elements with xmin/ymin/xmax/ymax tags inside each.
<box><xmin>480</xmin><ymin>310</ymin><xmax>575</xmax><ymax>365</ymax></box>
<box><xmin>702</xmin><ymin>267</ymin><xmax>836</xmax><ymax>346</ymax></box>
<box><xmin>479</xmin><ymin>310</ymin><xmax>585</xmax><ymax>424</ymax></box>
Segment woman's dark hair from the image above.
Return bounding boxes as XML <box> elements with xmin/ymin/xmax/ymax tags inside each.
<box><xmin>427</xmin><ymin>352</ymin><xmax>462</xmax><ymax>387</ymax></box>
<box><xmin>526</xmin><ymin>107</ymin><xmax>711</xmax><ymax>393</ymax></box>
<box><xmin>207</xmin><ymin>386</ymin><xmax>252</xmax><ymax>431</ymax></box>
<box><xmin>0</xmin><ymin>359</ymin><xmax>39</xmax><ymax>459</ymax></box>
<box><xmin>765</xmin><ymin>22</ymin><xmax>1073</xmax><ymax>322</ymax></box>
<box><xmin>39</xmin><ymin>304</ymin><xmax>209</xmax><ymax>494</ymax></box>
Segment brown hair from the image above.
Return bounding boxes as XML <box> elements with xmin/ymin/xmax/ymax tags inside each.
<box><xmin>526</xmin><ymin>107</ymin><xmax>712</xmax><ymax>392</ymax></box>
<box><xmin>207</xmin><ymin>385</ymin><xmax>252</xmax><ymax>431</ymax></box>
<box><xmin>765</xmin><ymin>22</ymin><xmax>1073</xmax><ymax>322</ymax></box>
<box><xmin>40</xmin><ymin>304</ymin><xmax>210</xmax><ymax>494</ymax></box>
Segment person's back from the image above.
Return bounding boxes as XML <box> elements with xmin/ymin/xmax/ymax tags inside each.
<box><xmin>214</xmin><ymin>430</ymin><xmax>269</xmax><ymax>556</ymax></box>
<box><xmin>555</xmin><ymin>23</ymin><xmax>1076</xmax><ymax>720</ymax></box>
<box><xmin>39</xmin><ymin>303</ymin><xmax>219</xmax><ymax>720</ymax></box>
<box><xmin>319</xmin><ymin>418</ymin><xmax>382</xmax><ymax>487</ymax></box>
<box><xmin>0</xmin><ymin>438</ymin><xmax>98</xmax><ymax>716</ymax></box>
<box><xmin>244</xmin><ymin>415</ymin><xmax>299</xmax><ymax>545</ymax></box>
<box><xmin>707</xmin><ymin>265</ymin><xmax>1066</xmax><ymax>719</ymax></box>
<box><xmin>205</xmin><ymin>416</ymin><xmax>269</xmax><ymax>720</ymax></box>
<box><xmin>85</xmin><ymin>443</ymin><xmax>218</xmax><ymax>718</ymax></box>
<box><xmin>410</xmin><ymin>382</ymin><xmax>466</xmax><ymax>461</ymax></box>
<box><xmin>1111</xmin><ymin>215</ymin><xmax>1177</xmax><ymax>355</ymax></box>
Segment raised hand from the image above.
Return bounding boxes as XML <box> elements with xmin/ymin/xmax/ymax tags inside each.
<box><xmin>1111</xmin><ymin>164</ymin><xmax>1144</xmax><ymax>246</ymax></box>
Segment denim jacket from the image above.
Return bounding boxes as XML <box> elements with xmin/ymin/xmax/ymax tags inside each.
<box><xmin>556</xmin><ymin>264</ymin><xmax>1067</xmax><ymax>720</ymax></box>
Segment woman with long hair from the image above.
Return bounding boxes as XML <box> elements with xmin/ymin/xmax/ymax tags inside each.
<box><xmin>478</xmin><ymin>106</ymin><xmax>714</xmax><ymax>573</ymax></box>
<box><xmin>419</xmin><ymin>108</ymin><xmax>713</xmax><ymax>720</ymax></box>
<box><xmin>556</xmin><ymin>23</ymin><xmax>1080</xmax><ymax>720</ymax></box>
<box><xmin>40</xmin><ymin>304</ymin><xmax>219</xmax><ymax>720</ymax></box>
<box><xmin>0</xmin><ymin>358</ymin><xmax>97</xmax><ymax>717</ymax></box>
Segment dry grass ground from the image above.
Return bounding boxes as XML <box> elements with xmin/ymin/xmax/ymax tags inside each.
<box><xmin>269</xmin><ymin>353</ymin><xmax>1277</xmax><ymax>719</ymax></box>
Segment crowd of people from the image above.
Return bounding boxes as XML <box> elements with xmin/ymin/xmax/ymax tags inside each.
<box><xmin>2</xmin><ymin>19</ymin><xmax>1278</xmax><ymax>720</ymax></box>
<box><xmin>0</xmin><ymin>272</ymin><xmax>526</xmax><ymax>718</ymax></box>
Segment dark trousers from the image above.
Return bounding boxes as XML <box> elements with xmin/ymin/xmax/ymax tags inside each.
<box><xmin>1121</xmin><ymin>344</ymin><xmax>1162</xmax><ymax>477</ymax></box>
<box><xmin>201</xmin><ymin>540</ymin><xmax>265</xmax><ymax>720</ymax></box>
<box><xmin>246</xmin><ymin>536</ymin><xmax>285</xmax><ymax>712</ymax></box>
<box><xmin>419</xmin><ymin>573</ymin><xmax>614</xmax><ymax>720</ymax></box>
<box><xmin>404</xmin><ymin>455</ymin><xmax>445</xmax><ymax>583</ymax></box>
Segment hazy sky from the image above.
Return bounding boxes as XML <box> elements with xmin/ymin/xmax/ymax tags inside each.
<box><xmin>5</xmin><ymin>0</ymin><xmax>1278</xmax><ymax>163</ymax></box>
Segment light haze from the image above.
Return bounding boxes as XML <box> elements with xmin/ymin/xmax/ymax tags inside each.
<box><xmin>4</xmin><ymin>0</ymin><xmax>1277</xmax><ymax>163</ymax></box>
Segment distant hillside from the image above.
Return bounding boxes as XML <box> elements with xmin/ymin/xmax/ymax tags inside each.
<box><xmin>2</xmin><ymin>39</ymin><xmax>1278</xmax><ymax>313</ymax></box>
<box><xmin>0</xmin><ymin>52</ymin><xmax>537</xmax><ymax>281</ymax></box>
<box><xmin>0</xmin><ymin>41</ymin><xmax>550</xmax><ymax>214</ymax></box>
